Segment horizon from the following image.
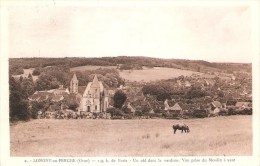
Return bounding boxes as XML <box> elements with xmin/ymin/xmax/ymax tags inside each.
<box><xmin>9</xmin><ymin>56</ymin><xmax>252</xmax><ymax>64</ymax></box>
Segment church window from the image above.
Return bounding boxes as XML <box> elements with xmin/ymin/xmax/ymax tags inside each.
<box><xmin>95</xmin><ymin>105</ymin><xmax>97</xmax><ymax>110</ymax></box>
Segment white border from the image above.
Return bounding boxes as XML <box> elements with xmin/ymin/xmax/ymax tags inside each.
<box><xmin>0</xmin><ymin>0</ymin><xmax>259</xmax><ymax>166</ymax></box>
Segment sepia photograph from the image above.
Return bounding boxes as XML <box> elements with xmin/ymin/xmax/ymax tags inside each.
<box><xmin>1</xmin><ymin>0</ymin><xmax>260</xmax><ymax>165</ymax></box>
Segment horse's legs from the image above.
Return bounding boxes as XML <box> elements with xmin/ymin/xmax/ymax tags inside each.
<box><xmin>181</xmin><ymin>129</ymin><xmax>183</xmax><ymax>133</ymax></box>
<box><xmin>174</xmin><ymin>129</ymin><xmax>177</xmax><ymax>134</ymax></box>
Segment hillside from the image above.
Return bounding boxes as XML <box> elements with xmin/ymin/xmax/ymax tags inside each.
<box><xmin>9</xmin><ymin>56</ymin><xmax>251</xmax><ymax>75</ymax></box>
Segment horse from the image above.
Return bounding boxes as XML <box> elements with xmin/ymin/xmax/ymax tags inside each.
<box><xmin>172</xmin><ymin>123</ymin><xmax>190</xmax><ymax>134</ymax></box>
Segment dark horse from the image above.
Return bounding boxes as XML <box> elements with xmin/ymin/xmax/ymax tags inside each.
<box><xmin>172</xmin><ymin>123</ymin><xmax>190</xmax><ymax>134</ymax></box>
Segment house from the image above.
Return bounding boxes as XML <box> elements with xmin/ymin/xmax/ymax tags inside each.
<box><xmin>204</xmin><ymin>79</ymin><xmax>215</xmax><ymax>86</ymax></box>
<box><xmin>128</xmin><ymin>100</ymin><xmax>152</xmax><ymax>114</ymax></box>
<box><xmin>235</xmin><ymin>102</ymin><xmax>252</xmax><ymax>110</ymax></box>
<box><xmin>28</xmin><ymin>91</ymin><xmax>51</xmax><ymax>102</ymax></box>
<box><xmin>209</xmin><ymin>101</ymin><xmax>222</xmax><ymax>114</ymax></box>
<box><xmin>127</xmin><ymin>103</ymin><xmax>136</xmax><ymax>114</ymax></box>
<box><xmin>169</xmin><ymin>103</ymin><xmax>183</xmax><ymax>115</ymax></box>
<box><xmin>51</xmin><ymin>95</ymin><xmax>64</xmax><ymax>102</ymax></box>
<box><xmin>164</xmin><ymin>99</ymin><xmax>183</xmax><ymax>116</ymax></box>
<box><xmin>184</xmin><ymin>81</ymin><xmax>191</xmax><ymax>87</ymax></box>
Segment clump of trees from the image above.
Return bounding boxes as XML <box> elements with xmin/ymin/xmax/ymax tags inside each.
<box><xmin>185</xmin><ymin>87</ymin><xmax>208</xmax><ymax>99</ymax></box>
<box><xmin>10</xmin><ymin>66</ymin><xmax>24</xmax><ymax>75</ymax></box>
<box><xmin>9</xmin><ymin>75</ymin><xmax>31</xmax><ymax>121</ymax></box>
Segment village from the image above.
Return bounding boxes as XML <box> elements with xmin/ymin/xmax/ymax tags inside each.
<box><xmin>26</xmin><ymin>68</ymin><xmax>252</xmax><ymax>120</ymax></box>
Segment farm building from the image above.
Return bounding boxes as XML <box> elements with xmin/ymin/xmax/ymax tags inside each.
<box><xmin>208</xmin><ymin>101</ymin><xmax>222</xmax><ymax>114</ymax></box>
<box><xmin>164</xmin><ymin>99</ymin><xmax>184</xmax><ymax>116</ymax></box>
<box><xmin>235</xmin><ymin>102</ymin><xmax>252</xmax><ymax>110</ymax></box>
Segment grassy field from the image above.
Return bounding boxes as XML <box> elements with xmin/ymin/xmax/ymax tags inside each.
<box><xmin>70</xmin><ymin>65</ymin><xmax>117</xmax><ymax>72</ymax></box>
<box><xmin>12</xmin><ymin>68</ymin><xmax>38</xmax><ymax>82</ymax></box>
<box><xmin>119</xmin><ymin>67</ymin><xmax>198</xmax><ymax>82</ymax></box>
<box><xmin>10</xmin><ymin>116</ymin><xmax>252</xmax><ymax>157</ymax></box>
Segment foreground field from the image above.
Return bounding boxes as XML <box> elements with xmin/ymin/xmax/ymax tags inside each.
<box><xmin>10</xmin><ymin>116</ymin><xmax>252</xmax><ymax>156</ymax></box>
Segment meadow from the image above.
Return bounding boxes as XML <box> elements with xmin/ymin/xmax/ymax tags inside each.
<box><xmin>70</xmin><ymin>65</ymin><xmax>117</xmax><ymax>71</ymax></box>
<box><xmin>119</xmin><ymin>67</ymin><xmax>199</xmax><ymax>82</ymax></box>
<box><xmin>12</xmin><ymin>68</ymin><xmax>38</xmax><ymax>82</ymax></box>
<box><xmin>10</xmin><ymin>116</ymin><xmax>252</xmax><ymax>157</ymax></box>
<box><xmin>71</xmin><ymin>65</ymin><xmax>199</xmax><ymax>82</ymax></box>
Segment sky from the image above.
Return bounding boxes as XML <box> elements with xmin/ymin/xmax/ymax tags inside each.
<box><xmin>7</xmin><ymin>3</ymin><xmax>252</xmax><ymax>63</ymax></box>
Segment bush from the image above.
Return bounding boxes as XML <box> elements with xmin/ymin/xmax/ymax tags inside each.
<box><xmin>218</xmin><ymin>109</ymin><xmax>228</xmax><ymax>116</ymax></box>
<box><xmin>237</xmin><ymin>108</ymin><xmax>252</xmax><ymax>115</ymax></box>
<box><xmin>134</xmin><ymin>110</ymin><xmax>142</xmax><ymax>117</ymax></box>
<box><xmin>106</xmin><ymin>107</ymin><xmax>124</xmax><ymax>117</ymax></box>
<box><xmin>154</xmin><ymin>108</ymin><xmax>164</xmax><ymax>114</ymax></box>
<box><xmin>193</xmin><ymin>109</ymin><xmax>208</xmax><ymax>118</ymax></box>
<box><xmin>10</xmin><ymin>67</ymin><xmax>24</xmax><ymax>75</ymax></box>
<box><xmin>227</xmin><ymin>108</ymin><xmax>236</xmax><ymax>115</ymax></box>
<box><xmin>163</xmin><ymin>112</ymin><xmax>180</xmax><ymax>119</ymax></box>
<box><xmin>123</xmin><ymin>114</ymin><xmax>133</xmax><ymax>119</ymax></box>
<box><xmin>148</xmin><ymin>113</ymin><xmax>161</xmax><ymax>118</ymax></box>
<box><xmin>32</xmin><ymin>67</ymin><xmax>42</xmax><ymax>76</ymax></box>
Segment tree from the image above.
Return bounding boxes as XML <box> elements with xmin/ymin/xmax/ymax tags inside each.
<box><xmin>30</xmin><ymin>101</ymin><xmax>47</xmax><ymax>119</ymax></box>
<box><xmin>68</xmin><ymin>101</ymin><xmax>79</xmax><ymax>111</ymax></box>
<box><xmin>10</xmin><ymin>67</ymin><xmax>24</xmax><ymax>75</ymax></box>
<box><xmin>186</xmin><ymin>87</ymin><xmax>207</xmax><ymax>99</ymax></box>
<box><xmin>21</xmin><ymin>78</ymin><xmax>35</xmax><ymax>98</ymax></box>
<box><xmin>32</xmin><ymin>67</ymin><xmax>42</xmax><ymax>76</ymax></box>
<box><xmin>35</xmin><ymin>74</ymin><xmax>60</xmax><ymax>90</ymax></box>
<box><xmin>106</xmin><ymin>107</ymin><xmax>123</xmax><ymax>117</ymax></box>
<box><xmin>113</xmin><ymin>90</ymin><xmax>127</xmax><ymax>109</ymax></box>
<box><xmin>9</xmin><ymin>76</ymin><xmax>31</xmax><ymax>121</ymax></box>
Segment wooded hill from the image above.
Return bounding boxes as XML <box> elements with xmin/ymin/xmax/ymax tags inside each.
<box><xmin>9</xmin><ymin>56</ymin><xmax>251</xmax><ymax>75</ymax></box>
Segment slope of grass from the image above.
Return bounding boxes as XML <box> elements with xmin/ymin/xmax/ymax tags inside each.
<box><xmin>119</xmin><ymin>67</ymin><xmax>199</xmax><ymax>82</ymax></box>
<box><xmin>10</xmin><ymin>116</ymin><xmax>252</xmax><ymax>156</ymax></box>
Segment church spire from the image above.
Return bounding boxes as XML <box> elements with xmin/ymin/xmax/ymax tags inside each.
<box><xmin>72</xmin><ymin>73</ymin><xmax>77</xmax><ymax>80</ymax></box>
<box><xmin>92</xmin><ymin>74</ymin><xmax>100</xmax><ymax>87</ymax></box>
<box><xmin>70</xmin><ymin>73</ymin><xmax>78</xmax><ymax>94</ymax></box>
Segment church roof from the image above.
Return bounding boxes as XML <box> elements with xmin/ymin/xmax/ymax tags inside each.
<box><xmin>78</xmin><ymin>86</ymin><xmax>86</xmax><ymax>95</ymax></box>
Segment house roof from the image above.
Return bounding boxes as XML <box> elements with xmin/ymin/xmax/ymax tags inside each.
<box><xmin>48</xmin><ymin>105</ymin><xmax>60</xmax><ymax>111</ymax></box>
<box><xmin>235</xmin><ymin>102</ymin><xmax>251</xmax><ymax>108</ymax></box>
<box><xmin>211</xmin><ymin>101</ymin><xmax>222</xmax><ymax>108</ymax></box>
<box><xmin>171</xmin><ymin>103</ymin><xmax>182</xmax><ymax>111</ymax></box>
<box><xmin>78</xmin><ymin>86</ymin><xmax>87</xmax><ymax>95</ymax></box>
<box><xmin>52</xmin><ymin>95</ymin><xmax>64</xmax><ymax>102</ymax></box>
<box><xmin>226</xmin><ymin>100</ymin><xmax>237</xmax><ymax>106</ymax></box>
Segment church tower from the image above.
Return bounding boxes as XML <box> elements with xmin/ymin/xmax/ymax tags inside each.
<box><xmin>70</xmin><ymin>73</ymin><xmax>78</xmax><ymax>94</ymax></box>
<box><xmin>91</xmin><ymin>75</ymin><xmax>101</xmax><ymax>112</ymax></box>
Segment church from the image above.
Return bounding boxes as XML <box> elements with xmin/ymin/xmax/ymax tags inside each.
<box><xmin>70</xmin><ymin>73</ymin><xmax>109</xmax><ymax>113</ymax></box>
